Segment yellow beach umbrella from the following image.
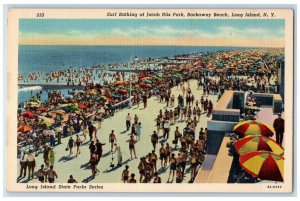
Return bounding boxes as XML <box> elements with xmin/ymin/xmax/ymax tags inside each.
<box><xmin>234</xmin><ymin>135</ymin><xmax>284</xmax><ymax>155</ymax></box>
<box><xmin>239</xmin><ymin>151</ymin><xmax>284</xmax><ymax>182</ymax></box>
<box><xmin>233</xmin><ymin>120</ymin><xmax>275</xmax><ymax>137</ymax></box>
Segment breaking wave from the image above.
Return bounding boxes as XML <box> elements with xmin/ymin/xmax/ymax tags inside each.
<box><xmin>18</xmin><ymin>86</ymin><xmax>42</xmax><ymax>92</ymax></box>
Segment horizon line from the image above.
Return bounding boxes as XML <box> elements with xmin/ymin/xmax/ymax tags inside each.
<box><xmin>18</xmin><ymin>44</ymin><xmax>284</xmax><ymax>48</ymax></box>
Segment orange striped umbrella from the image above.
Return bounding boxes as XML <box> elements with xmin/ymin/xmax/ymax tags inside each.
<box><xmin>115</xmin><ymin>81</ymin><xmax>125</xmax><ymax>86</ymax></box>
<box><xmin>233</xmin><ymin>120</ymin><xmax>275</xmax><ymax>137</ymax></box>
<box><xmin>18</xmin><ymin>125</ymin><xmax>32</xmax><ymax>133</ymax></box>
<box><xmin>234</xmin><ymin>135</ymin><xmax>284</xmax><ymax>155</ymax></box>
<box><xmin>239</xmin><ymin>151</ymin><xmax>284</xmax><ymax>182</ymax></box>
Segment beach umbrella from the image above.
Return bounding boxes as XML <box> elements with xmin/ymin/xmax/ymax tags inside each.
<box><xmin>180</xmin><ymin>67</ymin><xmax>190</xmax><ymax>71</ymax></box>
<box><xmin>22</xmin><ymin>111</ymin><xmax>34</xmax><ymax>118</ymax></box>
<box><xmin>118</xmin><ymin>90</ymin><xmax>127</xmax><ymax>95</ymax></box>
<box><xmin>37</xmin><ymin>107</ymin><xmax>48</xmax><ymax>111</ymax></box>
<box><xmin>18</xmin><ymin>125</ymin><xmax>32</xmax><ymax>133</ymax></box>
<box><xmin>28</xmin><ymin>102</ymin><xmax>40</xmax><ymax>107</ymax></box>
<box><xmin>78</xmin><ymin>104</ymin><xmax>87</xmax><ymax>109</ymax></box>
<box><xmin>99</xmin><ymin>96</ymin><xmax>108</xmax><ymax>101</ymax></box>
<box><xmin>18</xmin><ymin>108</ymin><xmax>26</xmax><ymax>113</ymax></box>
<box><xmin>139</xmin><ymin>83</ymin><xmax>151</xmax><ymax>88</ymax></box>
<box><xmin>115</xmin><ymin>81</ymin><xmax>125</xmax><ymax>86</ymax></box>
<box><xmin>234</xmin><ymin>136</ymin><xmax>284</xmax><ymax>155</ymax></box>
<box><xmin>239</xmin><ymin>151</ymin><xmax>284</xmax><ymax>182</ymax></box>
<box><xmin>233</xmin><ymin>120</ymin><xmax>275</xmax><ymax>137</ymax></box>
<box><xmin>39</xmin><ymin>120</ymin><xmax>53</xmax><ymax>128</ymax></box>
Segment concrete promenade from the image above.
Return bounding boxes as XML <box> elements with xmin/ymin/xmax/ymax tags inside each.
<box><xmin>17</xmin><ymin>80</ymin><xmax>219</xmax><ymax>184</ymax></box>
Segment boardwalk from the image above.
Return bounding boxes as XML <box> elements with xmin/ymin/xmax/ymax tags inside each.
<box><xmin>17</xmin><ymin>80</ymin><xmax>219</xmax><ymax>184</ymax></box>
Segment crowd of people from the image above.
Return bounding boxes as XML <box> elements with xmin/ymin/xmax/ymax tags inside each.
<box><xmin>17</xmin><ymin>48</ymin><xmax>284</xmax><ymax>184</ymax></box>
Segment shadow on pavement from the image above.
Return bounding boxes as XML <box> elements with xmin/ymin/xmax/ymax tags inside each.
<box><xmin>157</xmin><ymin>166</ymin><xmax>168</xmax><ymax>174</ymax></box>
<box><xmin>102</xmin><ymin>158</ymin><xmax>131</xmax><ymax>173</ymax></box>
<box><xmin>82</xmin><ymin>175</ymin><xmax>95</xmax><ymax>183</ymax></box>
<box><xmin>102</xmin><ymin>151</ymin><xmax>112</xmax><ymax>158</ymax></box>
<box><xmin>58</xmin><ymin>155</ymin><xmax>74</xmax><ymax>162</ymax></box>
<box><xmin>80</xmin><ymin>161</ymin><xmax>90</xmax><ymax>169</ymax></box>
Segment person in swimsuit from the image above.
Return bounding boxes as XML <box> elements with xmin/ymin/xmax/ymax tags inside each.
<box><xmin>168</xmin><ymin>153</ymin><xmax>177</xmax><ymax>182</ymax></box>
<box><xmin>90</xmin><ymin>151</ymin><xmax>99</xmax><ymax>178</ymax></box>
<box><xmin>150</xmin><ymin>150</ymin><xmax>158</xmax><ymax>172</ymax></box>
<box><xmin>75</xmin><ymin>134</ymin><xmax>81</xmax><ymax>157</ymax></box>
<box><xmin>159</xmin><ymin>144</ymin><xmax>167</xmax><ymax>168</ymax></box>
<box><xmin>37</xmin><ymin>164</ymin><xmax>46</xmax><ymax>183</ymax></box>
<box><xmin>129</xmin><ymin>135</ymin><xmax>137</xmax><ymax>159</ymax></box>
<box><xmin>138</xmin><ymin>157</ymin><xmax>145</xmax><ymax>183</ymax></box>
<box><xmin>109</xmin><ymin>130</ymin><xmax>117</xmax><ymax>152</ymax></box>
<box><xmin>46</xmin><ymin>165</ymin><xmax>58</xmax><ymax>183</ymax></box>
<box><xmin>67</xmin><ymin>175</ymin><xmax>78</xmax><ymax>183</ymax></box>
<box><xmin>176</xmin><ymin>166</ymin><xmax>183</xmax><ymax>183</ymax></box>
<box><xmin>154</xmin><ymin>115</ymin><xmax>161</xmax><ymax>134</ymax></box>
<box><xmin>165</xmin><ymin>143</ymin><xmax>172</xmax><ymax>166</ymax></box>
<box><xmin>122</xmin><ymin>165</ymin><xmax>130</xmax><ymax>183</ymax></box>
<box><xmin>67</xmin><ymin>136</ymin><xmax>74</xmax><ymax>156</ymax></box>
<box><xmin>151</xmin><ymin>131</ymin><xmax>159</xmax><ymax>151</ymax></box>
<box><xmin>128</xmin><ymin>173</ymin><xmax>137</xmax><ymax>183</ymax></box>
<box><xmin>190</xmin><ymin>154</ymin><xmax>198</xmax><ymax>181</ymax></box>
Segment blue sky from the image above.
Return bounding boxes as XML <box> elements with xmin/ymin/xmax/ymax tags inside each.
<box><xmin>19</xmin><ymin>19</ymin><xmax>285</xmax><ymax>46</ymax></box>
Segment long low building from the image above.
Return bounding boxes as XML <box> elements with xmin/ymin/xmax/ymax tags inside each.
<box><xmin>195</xmin><ymin>90</ymin><xmax>284</xmax><ymax>183</ymax></box>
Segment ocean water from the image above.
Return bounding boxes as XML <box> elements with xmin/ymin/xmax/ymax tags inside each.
<box><xmin>18</xmin><ymin>45</ymin><xmax>250</xmax><ymax>74</ymax></box>
<box><xmin>18</xmin><ymin>45</ymin><xmax>249</xmax><ymax>104</ymax></box>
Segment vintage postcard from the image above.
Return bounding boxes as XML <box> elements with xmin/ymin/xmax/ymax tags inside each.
<box><xmin>6</xmin><ymin>8</ymin><xmax>294</xmax><ymax>192</ymax></box>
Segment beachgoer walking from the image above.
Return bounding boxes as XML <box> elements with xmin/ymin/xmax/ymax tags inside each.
<box><xmin>49</xmin><ymin>147</ymin><xmax>55</xmax><ymax>166</ymax></box>
<box><xmin>163</xmin><ymin>120</ymin><xmax>170</xmax><ymax>140</ymax></box>
<box><xmin>168</xmin><ymin>153</ymin><xmax>177</xmax><ymax>182</ymax></box>
<box><xmin>109</xmin><ymin>130</ymin><xmax>117</xmax><ymax>152</ymax></box>
<box><xmin>95</xmin><ymin>139</ymin><xmax>105</xmax><ymax>163</ymax></box>
<box><xmin>113</xmin><ymin>143</ymin><xmax>122</xmax><ymax>166</ymax></box>
<box><xmin>159</xmin><ymin>144</ymin><xmax>167</xmax><ymax>168</ymax></box>
<box><xmin>150</xmin><ymin>150</ymin><xmax>158</xmax><ymax>172</ymax></box>
<box><xmin>136</xmin><ymin>122</ymin><xmax>142</xmax><ymax>140</ymax></box>
<box><xmin>90</xmin><ymin>152</ymin><xmax>99</xmax><ymax>178</ymax></box>
<box><xmin>26</xmin><ymin>150</ymin><xmax>35</xmax><ymax>180</ymax></box>
<box><xmin>138</xmin><ymin>157</ymin><xmax>145</xmax><ymax>183</ymax></box>
<box><xmin>43</xmin><ymin>144</ymin><xmax>51</xmax><ymax>168</ymax></box>
<box><xmin>49</xmin><ymin>128</ymin><xmax>56</xmax><ymax>147</ymax></box>
<box><xmin>151</xmin><ymin>131</ymin><xmax>159</xmax><ymax>151</ymax></box>
<box><xmin>122</xmin><ymin>165</ymin><xmax>130</xmax><ymax>183</ymax></box>
<box><xmin>75</xmin><ymin>134</ymin><xmax>81</xmax><ymax>157</ymax></box>
<box><xmin>129</xmin><ymin>135</ymin><xmax>137</xmax><ymax>159</ymax></box>
<box><xmin>67</xmin><ymin>136</ymin><xmax>74</xmax><ymax>156</ymax></box>
<box><xmin>126</xmin><ymin>113</ymin><xmax>131</xmax><ymax>131</ymax></box>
